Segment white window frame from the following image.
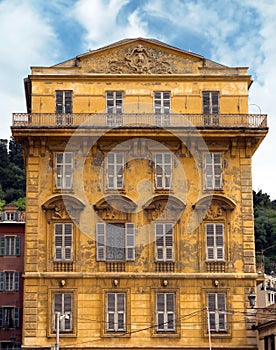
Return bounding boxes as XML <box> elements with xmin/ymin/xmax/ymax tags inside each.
<box><xmin>54</xmin><ymin>293</ymin><xmax>73</xmax><ymax>332</ymax></box>
<box><xmin>156</xmin><ymin>293</ymin><xmax>175</xmax><ymax>332</ymax></box>
<box><xmin>0</xmin><ymin>236</ymin><xmax>20</xmax><ymax>256</ymax></box>
<box><xmin>0</xmin><ymin>271</ymin><xmax>19</xmax><ymax>291</ymax></box>
<box><xmin>96</xmin><ymin>223</ymin><xmax>135</xmax><ymax>262</ymax></box>
<box><xmin>106</xmin><ymin>152</ymin><xmax>124</xmax><ymax>190</ymax></box>
<box><xmin>106</xmin><ymin>293</ymin><xmax>126</xmax><ymax>332</ymax></box>
<box><xmin>155</xmin><ymin>223</ymin><xmax>174</xmax><ymax>261</ymax></box>
<box><xmin>55</xmin><ymin>90</ymin><xmax>72</xmax><ymax>114</ymax></box>
<box><xmin>106</xmin><ymin>91</ymin><xmax>123</xmax><ymax>114</ymax></box>
<box><xmin>207</xmin><ymin>293</ymin><xmax>227</xmax><ymax>332</ymax></box>
<box><xmin>154</xmin><ymin>91</ymin><xmax>171</xmax><ymax>126</ymax></box>
<box><xmin>202</xmin><ymin>91</ymin><xmax>219</xmax><ymax>114</ymax></box>
<box><xmin>155</xmin><ymin>152</ymin><xmax>172</xmax><ymax>189</ymax></box>
<box><xmin>54</xmin><ymin>223</ymin><xmax>73</xmax><ymax>261</ymax></box>
<box><xmin>205</xmin><ymin>152</ymin><xmax>222</xmax><ymax>190</ymax></box>
<box><xmin>56</xmin><ymin>152</ymin><xmax>73</xmax><ymax>189</ymax></box>
<box><xmin>206</xmin><ymin>223</ymin><xmax>224</xmax><ymax>261</ymax></box>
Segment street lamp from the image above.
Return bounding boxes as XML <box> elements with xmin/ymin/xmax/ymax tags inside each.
<box><xmin>55</xmin><ymin>312</ymin><xmax>70</xmax><ymax>350</ymax></box>
<box><xmin>248</xmin><ymin>290</ymin><xmax>256</xmax><ymax>308</ymax></box>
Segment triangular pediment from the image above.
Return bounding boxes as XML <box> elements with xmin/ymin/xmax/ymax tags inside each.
<box><xmin>52</xmin><ymin>37</ymin><xmax>228</xmax><ymax>75</ymax></box>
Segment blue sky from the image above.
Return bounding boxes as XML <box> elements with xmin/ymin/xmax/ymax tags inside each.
<box><xmin>0</xmin><ymin>0</ymin><xmax>275</xmax><ymax>199</ymax></box>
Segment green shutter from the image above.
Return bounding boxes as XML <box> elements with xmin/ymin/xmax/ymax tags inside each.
<box><xmin>0</xmin><ymin>272</ymin><xmax>4</xmax><ymax>290</ymax></box>
<box><xmin>14</xmin><ymin>308</ymin><xmax>20</xmax><ymax>328</ymax></box>
<box><xmin>0</xmin><ymin>237</ymin><xmax>5</xmax><ymax>255</ymax></box>
<box><xmin>15</xmin><ymin>237</ymin><xmax>20</xmax><ymax>256</ymax></box>
<box><xmin>15</xmin><ymin>272</ymin><xmax>20</xmax><ymax>291</ymax></box>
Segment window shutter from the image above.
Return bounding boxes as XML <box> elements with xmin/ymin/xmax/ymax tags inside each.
<box><xmin>14</xmin><ymin>308</ymin><xmax>20</xmax><ymax>328</ymax></box>
<box><xmin>213</xmin><ymin>153</ymin><xmax>222</xmax><ymax>189</ymax></box>
<box><xmin>116</xmin><ymin>153</ymin><xmax>124</xmax><ymax>189</ymax></box>
<box><xmin>206</xmin><ymin>224</ymin><xmax>215</xmax><ymax>260</ymax></box>
<box><xmin>117</xmin><ymin>293</ymin><xmax>125</xmax><ymax>331</ymax></box>
<box><xmin>64</xmin><ymin>224</ymin><xmax>73</xmax><ymax>260</ymax></box>
<box><xmin>54</xmin><ymin>293</ymin><xmax>62</xmax><ymax>313</ymax></box>
<box><xmin>64</xmin><ymin>91</ymin><xmax>72</xmax><ymax>113</ymax></box>
<box><xmin>211</xmin><ymin>92</ymin><xmax>219</xmax><ymax>114</ymax></box>
<box><xmin>126</xmin><ymin>223</ymin><xmax>135</xmax><ymax>261</ymax></box>
<box><xmin>203</xmin><ymin>92</ymin><xmax>211</xmax><ymax>114</ymax></box>
<box><xmin>64</xmin><ymin>153</ymin><xmax>73</xmax><ymax>189</ymax></box>
<box><xmin>155</xmin><ymin>153</ymin><xmax>172</xmax><ymax>189</ymax></box>
<box><xmin>0</xmin><ymin>237</ymin><xmax>4</xmax><ymax>256</ymax></box>
<box><xmin>157</xmin><ymin>293</ymin><xmax>165</xmax><ymax>330</ymax></box>
<box><xmin>14</xmin><ymin>212</ymin><xmax>18</xmax><ymax>221</ymax></box>
<box><xmin>64</xmin><ymin>293</ymin><xmax>72</xmax><ymax>331</ymax></box>
<box><xmin>1</xmin><ymin>212</ymin><xmax>6</xmax><ymax>221</ymax></box>
<box><xmin>15</xmin><ymin>237</ymin><xmax>20</xmax><ymax>256</ymax></box>
<box><xmin>54</xmin><ymin>224</ymin><xmax>63</xmax><ymax>260</ymax></box>
<box><xmin>56</xmin><ymin>91</ymin><xmax>63</xmax><ymax>113</ymax></box>
<box><xmin>165</xmin><ymin>224</ymin><xmax>174</xmax><ymax>261</ymax></box>
<box><xmin>107</xmin><ymin>293</ymin><xmax>115</xmax><ymax>331</ymax></box>
<box><xmin>155</xmin><ymin>223</ymin><xmax>164</xmax><ymax>261</ymax></box>
<box><xmin>207</xmin><ymin>293</ymin><xmax>216</xmax><ymax>331</ymax></box>
<box><xmin>0</xmin><ymin>308</ymin><xmax>2</xmax><ymax>328</ymax></box>
<box><xmin>0</xmin><ymin>272</ymin><xmax>4</xmax><ymax>291</ymax></box>
<box><xmin>217</xmin><ymin>293</ymin><xmax>226</xmax><ymax>330</ymax></box>
<box><xmin>166</xmin><ymin>293</ymin><xmax>175</xmax><ymax>330</ymax></box>
<box><xmin>215</xmin><ymin>224</ymin><xmax>224</xmax><ymax>260</ymax></box>
<box><xmin>14</xmin><ymin>272</ymin><xmax>19</xmax><ymax>291</ymax></box>
<box><xmin>205</xmin><ymin>153</ymin><xmax>214</xmax><ymax>189</ymax></box>
<box><xmin>96</xmin><ymin>223</ymin><xmax>106</xmax><ymax>261</ymax></box>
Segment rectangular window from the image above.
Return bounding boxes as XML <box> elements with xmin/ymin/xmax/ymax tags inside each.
<box><xmin>96</xmin><ymin>223</ymin><xmax>135</xmax><ymax>261</ymax></box>
<box><xmin>202</xmin><ymin>91</ymin><xmax>219</xmax><ymax>114</ymax></box>
<box><xmin>0</xmin><ymin>272</ymin><xmax>19</xmax><ymax>291</ymax></box>
<box><xmin>155</xmin><ymin>223</ymin><xmax>174</xmax><ymax>261</ymax></box>
<box><xmin>154</xmin><ymin>91</ymin><xmax>171</xmax><ymax>126</ymax></box>
<box><xmin>106</xmin><ymin>152</ymin><xmax>124</xmax><ymax>189</ymax></box>
<box><xmin>56</xmin><ymin>152</ymin><xmax>73</xmax><ymax>189</ymax></box>
<box><xmin>206</xmin><ymin>223</ymin><xmax>224</xmax><ymax>261</ymax></box>
<box><xmin>56</xmin><ymin>90</ymin><xmax>72</xmax><ymax>114</ymax></box>
<box><xmin>156</xmin><ymin>293</ymin><xmax>175</xmax><ymax>332</ymax></box>
<box><xmin>155</xmin><ymin>153</ymin><xmax>172</xmax><ymax>189</ymax></box>
<box><xmin>2</xmin><ymin>212</ymin><xmax>18</xmax><ymax>221</ymax></box>
<box><xmin>54</xmin><ymin>293</ymin><xmax>73</xmax><ymax>333</ymax></box>
<box><xmin>0</xmin><ymin>236</ymin><xmax>20</xmax><ymax>256</ymax></box>
<box><xmin>0</xmin><ymin>307</ymin><xmax>20</xmax><ymax>328</ymax></box>
<box><xmin>205</xmin><ymin>153</ymin><xmax>222</xmax><ymax>190</ymax></box>
<box><xmin>54</xmin><ymin>223</ymin><xmax>73</xmax><ymax>261</ymax></box>
<box><xmin>106</xmin><ymin>293</ymin><xmax>126</xmax><ymax>332</ymax></box>
<box><xmin>207</xmin><ymin>293</ymin><xmax>226</xmax><ymax>332</ymax></box>
<box><xmin>106</xmin><ymin>91</ymin><xmax>123</xmax><ymax>114</ymax></box>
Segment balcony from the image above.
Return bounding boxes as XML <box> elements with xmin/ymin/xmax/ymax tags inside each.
<box><xmin>12</xmin><ymin>113</ymin><xmax>267</xmax><ymax>129</ymax></box>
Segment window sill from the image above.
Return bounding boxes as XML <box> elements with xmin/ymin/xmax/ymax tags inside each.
<box><xmin>152</xmin><ymin>331</ymin><xmax>180</xmax><ymax>338</ymax></box>
<box><xmin>102</xmin><ymin>332</ymin><xmax>130</xmax><ymax>338</ymax></box>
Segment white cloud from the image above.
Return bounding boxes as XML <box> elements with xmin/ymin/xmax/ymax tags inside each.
<box><xmin>0</xmin><ymin>0</ymin><xmax>59</xmax><ymax>139</ymax></box>
<box><xmin>72</xmin><ymin>0</ymin><xmax>148</xmax><ymax>49</ymax></box>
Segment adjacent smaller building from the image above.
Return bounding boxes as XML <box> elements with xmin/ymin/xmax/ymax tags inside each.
<box><xmin>257</xmin><ymin>274</ymin><xmax>276</xmax><ymax>308</ymax></box>
<box><xmin>0</xmin><ymin>204</ymin><xmax>25</xmax><ymax>350</ymax></box>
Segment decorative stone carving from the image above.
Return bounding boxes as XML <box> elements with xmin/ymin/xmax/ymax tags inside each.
<box><xmin>86</xmin><ymin>44</ymin><xmax>195</xmax><ymax>74</ymax></box>
<box><xmin>204</xmin><ymin>205</ymin><xmax>224</xmax><ymax>220</ymax></box>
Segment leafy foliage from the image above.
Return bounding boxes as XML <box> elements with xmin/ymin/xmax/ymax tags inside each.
<box><xmin>0</xmin><ymin>137</ymin><xmax>25</xmax><ymax>206</ymax></box>
<box><xmin>254</xmin><ymin>190</ymin><xmax>276</xmax><ymax>273</ymax></box>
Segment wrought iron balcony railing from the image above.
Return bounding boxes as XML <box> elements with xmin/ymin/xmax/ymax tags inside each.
<box><xmin>12</xmin><ymin>113</ymin><xmax>267</xmax><ymax>129</ymax></box>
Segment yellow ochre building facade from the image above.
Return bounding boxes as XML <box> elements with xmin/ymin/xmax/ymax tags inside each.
<box><xmin>12</xmin><ymin>38</ymin><xmax>268</xmax><ymax>350</ymax></box>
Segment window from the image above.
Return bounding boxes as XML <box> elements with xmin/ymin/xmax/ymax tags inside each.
<box><xmin>156</xmin><ymin>293</ymin><xmax>175</xmax><ymax>332</ymax></box>
<box><xmin>206</xmin><ymin>223</ymin><xmax>224</xmax><ymax>261</ymax></box>
<box><xmin>106</xmin><ymin>293</ymin><xmax>126</xmax><ymax>332</ymax></box>
<box><xmin>0</xmin><ymin>307</ymin><xmax>20</xmax><ymax>328</ymax></box>
<box><xmin>106</xmin><ymin>91</ymin><xmax>123</xmax><ymax>114</ymax></box>
<box><xmin>264</xmin><ymin>335</ymin><xmax>275</xmax><ymax>350</ymax></box>
<box><xmin>1</xmin><ymin>212</ymin><xmax>18</xmax><ymax>221</ymax></box>
<box><xmin>56</xmin><ymin>152</ymin><xmax>73</xmax><ymax>189</ymax></box>
<box><xmin>207</xmin><ymin>293</ymin><xmax>226</xmax><ymax>332</ymax></box>
<box><xmin>0</xmin><ymin>236</ymin><xmax>20</xmax><ymax>256</ymax></box>
<box><xmin>155</xmin><ymin>223</ymin><xmax>174</xmax><ymax>261</ymax></box>
<box><xmin>56</xmin><ymin>90</ymin><xmax>72</xmax><ymax>114</ymax></box>
<box><xmin>205</xmin><ymin>153</ymin><xmax>222</xmax><ymax>190</ymax></box>
<box><xmin>106</xmin><ymin>152</ymin><xmax>124</xmax><ymax>190</ymax></box>
<box><xmin>54</xmin><ymin>293</ymin><xmax>72</xmax><ymax>333</ymax></box>
<box><xmin>54</xmin><ymin>223</ymin><xmax>73</xmax><ymax>261</ymax></box>
<box><xmin>154</xmin><ymin>91</ymin><xmax>171</xmax><ymax>126</ymax></box>
<box><xmin>0</xmin><ymin>272</ymin><xmax>19</xmax><ymax>291</ymax></box>
<box><xmin>202</xmin><ymin>91</ymin><xmax>219</xmax><ymax>114</ymax></box>
<box><xmin>96</xmin><ymin>223</ymin><xmax>135</xmax><ymax>261</ymax></box>
<box><xmin>155</xmin><ymin>153</ymin><xmax>172</xmax><ymax>189</ymax></box>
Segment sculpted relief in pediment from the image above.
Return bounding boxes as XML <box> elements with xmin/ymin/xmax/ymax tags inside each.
<box><xmin>81</xmin><ymin>44</ymin><xmax>197</xmax><ymax>74</ymax></box>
